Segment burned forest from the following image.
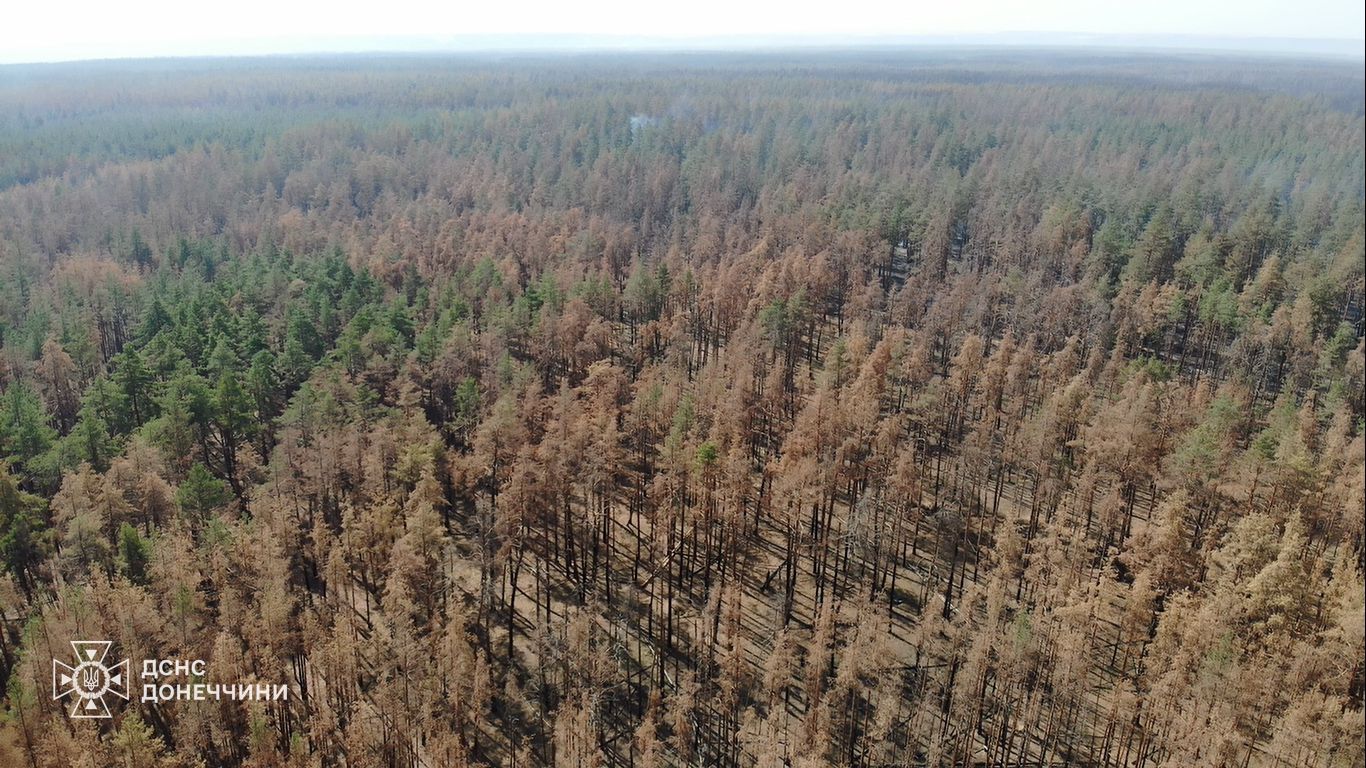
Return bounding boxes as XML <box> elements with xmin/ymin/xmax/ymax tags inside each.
<box><xmin>0</xmin><ymin>52</ymin><xmax>1363</xmax><ymax>767</ymax></box>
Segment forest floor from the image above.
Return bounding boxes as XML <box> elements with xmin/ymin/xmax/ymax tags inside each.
<box><xmin>431</xmin><ymin>439</ymin><xmax>1160</xmax><ymax>766</ymax></box>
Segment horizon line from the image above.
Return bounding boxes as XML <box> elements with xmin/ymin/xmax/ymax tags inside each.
<box><xmin>3</xmin><ymin>31</ymin><xmax>1363</xmax><ymax>67</ymax></box>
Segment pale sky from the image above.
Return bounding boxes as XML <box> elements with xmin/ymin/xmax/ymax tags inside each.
<box><xmin>2</xmin><ymin>0</ymin><xmax>1363</xmax><ymax>64</ymax></box>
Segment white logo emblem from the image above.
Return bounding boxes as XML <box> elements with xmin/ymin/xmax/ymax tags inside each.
<box><xmin>52</xmin><ymin>640</ymin><xmax>129</xmax><ymax>718</ymax></box>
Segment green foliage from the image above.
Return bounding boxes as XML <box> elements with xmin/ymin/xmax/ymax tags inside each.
<box><xmin>1197</xmin><ymin>279</ymin><xmax>1240</xmax><ymax>334</ymax></box>
<box><xmin>117</xmin><ymin>522</ymin><xmax>151</xmax><ymax>584</ymax></box>
<box><xmin>0</xmin><ymin>383</ymin><xmax>56</xmax><ymax>471</ymax></box>
<box><xmin>450</xmin><ymin>377</ymin><xmax>481</xmax><ymax>438</ymax></box>
<box><xmin>1170</xmin><ymin>395</ymin><xmax>1241</xmax><ymax>489</ymax></box>
<box><xmin>177</xmin><ymin>462</ymin><xmax>229</xmax><ymax>525</ymax></box>
<box><xmin>111</xmin><ymin>709</ymin><xmax>166</xmax><ymax>764</ymax></box>
<box><xmin>0</xmin><ymin>462</ymin><xmax>48</xmax><ymax>594</ymax></box>
<box><xmin>214</xmin><ymin>365</ymin><xmax>255</xmax><ymax>440</ymax></box>
<box><xmin>139</xmin><ymin>296</ymin><xmax>175</xmax><ymax>342</ymax></box>
<box><xmin>666</xmin><ymin>396</ymin><xmax>695</xmax><ymax>454</ymax></box>
<box><xmin>1173</xmin><ymin>230</ymin><xmax>1223</xmax><ymax>287</ymax></box>
<box><xmin>1123</xmin><ymin>205</ymin><xmax>1178</xmax><ymax>284</ymax></box>
<box><xmin>1091</xmin><ymin>216</ymin><xmax>1132</xmax><ymax>284</ymax></box>
<box><xmin>247</xmin><ymin>350</ymin><xmax>282</xmax><ymax>423</ymax></box>
<box><xmin>68</xmin><ymin>400</ymin><xmax>113</xmax><ymax>471</ymax></box>
<box><xmin>696</xmin><ymin>441</ymin><xmax>719</xmax><ymax>468</ymax></box>
<box><xmin>112</xmin><ymin>348</ymin><xmax>155</xmax><ymax>429</ymax></box>
<box><xmin>625</xmin><ymin>260</ymin><xmax>668</xmax><ymax>323</ymax></box>
<box><xmin>1129</xmin><ymin>356</ymin><xmax>1173</xmax><ymax>383</ymax></box>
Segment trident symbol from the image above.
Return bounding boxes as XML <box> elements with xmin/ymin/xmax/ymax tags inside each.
<box><xmin>52</xmin><ymin>641</ymin><xmax>130</xmax><ymax>719</ymax></box>
<box><xmin>82</xmin><ymin>666</ymin><xmax>102</xmax><ymax>692</ymax></box>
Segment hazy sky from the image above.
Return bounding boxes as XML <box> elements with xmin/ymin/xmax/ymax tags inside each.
<box><xmin>3</xmin><ymin>0</ymin><xmax>1363</xmax><ymax>63</ymax></box>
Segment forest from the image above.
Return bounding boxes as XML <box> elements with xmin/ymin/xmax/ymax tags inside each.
<box><xmin>0</xmin><ymin>50</ymin><xmax>1362</xmax><ymax>767</ymax></box>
